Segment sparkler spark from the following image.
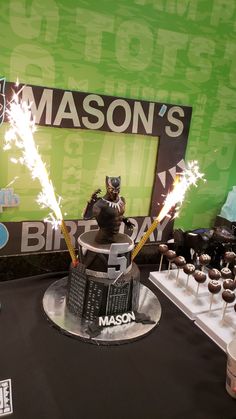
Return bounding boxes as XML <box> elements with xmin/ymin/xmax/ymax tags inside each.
<box><xmin>132</xmin><ymin>161</ymin><xmax>205</xmax><ymax>260</ymax></box>
<box><xmin>4</xmin><ymin>94</ymin><xmax>63</xmax><ymax>228</ymax></box>
<box><xmin>4</xmin><ymin>92</ymin><xmax>78</xmax><ymax>265</ymax></box>
<box><xmin>5</xmin><ymin>176</ymin><xmax>19</xmax><ymax>188</ymax></box>
<box><xmin>156</xmin><ymin>160</ymin><xmax>205</xmax><ymax>223</ymax></box>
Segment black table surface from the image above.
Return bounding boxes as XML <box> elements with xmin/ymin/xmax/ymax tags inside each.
<box><xmin>0</xmin><ymin>266</ymin><xmax>235</xmax><ymax>419</ymax></box>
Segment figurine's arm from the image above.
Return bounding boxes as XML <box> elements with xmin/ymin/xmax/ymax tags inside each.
<box><xmin>83</xmin><ymin>189</ymin><xmax>102</xmax><ymax>220</ymax></box>
<box><xmin>91</xmin><ymin>189</ymin><xmax>102</xmax><ymax>201</ymax></box>
<box><xmin>120</xmin><ymin>197</ymin><xmax>134</xmax><ymax>230</ymax></box>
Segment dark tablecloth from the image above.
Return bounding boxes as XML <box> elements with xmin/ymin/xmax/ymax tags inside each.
<box><xmin>0</xmin><ymin>267</ymin><xmax>235</xmax><ymax>419</ymax></box>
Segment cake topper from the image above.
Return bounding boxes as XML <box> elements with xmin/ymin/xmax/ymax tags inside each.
<box><xmin>83</xmin><ymin>176</ymin><xmax>134</xmax><ymax>243</ymax></box>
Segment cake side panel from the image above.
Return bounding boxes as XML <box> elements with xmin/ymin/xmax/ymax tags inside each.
<box><xmin>66</xmin><ymin>231</ymin><xmax>140</xmax><ymax>321</ymax></box>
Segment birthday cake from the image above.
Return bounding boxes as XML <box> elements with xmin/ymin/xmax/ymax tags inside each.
<box><xmin>66</xmin><ymin>176</ymin><xmax>141</xmax><ymax>327</ymax></box>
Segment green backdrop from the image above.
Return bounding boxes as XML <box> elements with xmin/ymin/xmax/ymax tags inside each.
<box><xmin>1</xmin><ymin>0</ymin><xmax>236</xmax><ymax>230</ymax></box>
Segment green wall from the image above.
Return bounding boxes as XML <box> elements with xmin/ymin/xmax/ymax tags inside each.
<box><xmin>1</xmin><ymin>0</ymin><xmax>236</xmax><ymax>230</ymax></box>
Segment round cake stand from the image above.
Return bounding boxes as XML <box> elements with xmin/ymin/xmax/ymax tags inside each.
<box><xmin>42</xmin><ymin>277</ymin><xmax>161</xmax><ymax>345</ymax></box>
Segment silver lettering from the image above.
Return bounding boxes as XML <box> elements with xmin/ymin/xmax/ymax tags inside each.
<box><xmin>22</xmin><ymin>86</ymin><xmax>53</xmax><ymax>125</ymax></box>
<box><xmin>107</xmin><ymin>243</ymin><xmax>130</xmax><ymax>279</ymax></box>
<box><xmin>132</xmin><ymin>101</ymin><xmax>154</xmax><ymax>134</ymax></box>
<box><xmin>165</xmin><ymin>106</ymin><xmax>184</xmax><ymax>137</ymax></box>
<box><xmin>54</xmin><ymin>92</ymin><xmax>80</xmax><ymax>126</ymax></box>
<box><xmin>82</xmin><ymin>94</ymin><xmax>105</xmax><ymax>129</ymax></box>
<box><xmin>21</xmin><ymin>222</ymin><xmax>45</xmax><ymax>252</ymax></box>
<box><xmin>99</xmin><ymin>316</ymin><xmax>109</xmax><ymax>327</ymax></box>
<box><xmin>107</xmin><ymin>99</ymin><xmax>131</xmax><ymax>133</ymax></box>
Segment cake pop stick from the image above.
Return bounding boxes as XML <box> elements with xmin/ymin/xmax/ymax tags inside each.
<box><xmin>165</xmin><ymin>250</ymin><xmax>176</xmax><ymax>276</ymax></box>
<box><xmin>158</xmin><ymin>244</ymin><xmax>168</xmax><ymax>272</ymax></box>
<box><xmin>193</xmin><ymin>270</ymin><xmax>207</xmax><ymax>297</ymax></box>
<box><xmin>233</xmin><ymin>265</ymin><xmax>236</xmax><ymax>281</ymax></box>
<box><xmin>222</xmin><ymin>290</ymin><xmax>235</xmax><ymax>322</ymax></box>
<box><xmin>208</xmin><ymin>280</ymin><xmax>221</xmax><ymax>312</ymax></box>
<box><xmin>183</xmin><ymin>263</ymin><xmax>195</xmax><ymax>289</ymax></box>
<box><xmin>173</xmin><ymin>256</ymin><xmax>186</xmax><ymax>285</ymax></box>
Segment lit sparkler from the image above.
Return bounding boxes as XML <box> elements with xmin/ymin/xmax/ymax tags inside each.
<box><xmin>132</xmin><ymin>161</ymin><xmax>205</xmax><ymax>260</ymax></box>
<box><xmin>4</xmin><ymin>93</ymin><xmax>78</xmax><ymax>266</ymax></box>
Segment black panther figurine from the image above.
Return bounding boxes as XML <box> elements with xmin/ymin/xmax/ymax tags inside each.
<box><xmin>83</xmin><ymin>176</ymin><xmax>133</xmax><ymax>244</ymax></box>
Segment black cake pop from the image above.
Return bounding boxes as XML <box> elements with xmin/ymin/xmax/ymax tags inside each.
<box><xmin>223</xmin><ymin>279</ymin><xmax>236</xmax><ymax>291</ymax></box>
<box><xmin>208</xmin><ymin>280</ymin><xmax>221</xmax><ymax>294</ymax></box>
<box><xmin>208</xmin><ymin>268</ymin><xmax>221</xmax><ymax>281</ymax></box>
<box><xmin>165</xmin><ymin>250</ymin><xmax>176</xmax><ymax>275</ymax></box>
<box><xmin>158</xmin><ymin>244</ymin><xmax>168</xmax><ymax>253</ymax></box>
<box><xmin>199</xmin><ymin>254</ymin><xmax>211</xmax><ymax>267</ymax></box>
<box><xmin>174</xmin><ymin>256</ymin><xmax>186</xmax><ymax>267</ymax></box>
<box><xmin>173</xmin><ymin>256</ymin><xmax>186</xmax><ymax>285</ymax></box>
<box><xmin>222</xmin><ymin>289</ymin><xmax>235</xmax><ymax>304</ymax></box>
<box><xmin>222</xmin><ymin>289</ymin><xmax>236</xmax><ymax>321</ymax></box>
<box><xmin>208</xmin><ymin>280</ymin><xmax>221</xmax><ymax>311</ymax></box>
<box><xmin>199</xmin><ymin>254</ymin><xmax>211</xmax><ymax>264</ymax></box>
<box><xmin>183</xmin><ymin>263</ymin><xmax>195</xmax><ymax>288</ymax></box>
<box><xmin>221</xmin><ymin>267</ymin><xmax>232</xmax><ymax>280</ymax></box>
<box><xmin>224</xmin><ymin>251</ymin><xmax>236</xmax><ymax>268</ymax></box>
<box><xmin>158</xmin><ymin>244</ymin><xmax>169</xmax><ymax>272</ymax></box>
<box><xmin>193</xmin><ymin>270</ymin><xmax>207</xmax><ymax>296</ymax></box>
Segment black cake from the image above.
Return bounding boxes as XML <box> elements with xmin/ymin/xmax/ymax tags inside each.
<box><xmin>66</xmin><ymin>230</ymin><xmax>140</xmax><ymax>322</ymax></box>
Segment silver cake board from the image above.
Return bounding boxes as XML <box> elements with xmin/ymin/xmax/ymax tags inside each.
<box><xmin>149</xmin><ymin>270</ymin><xmax>226</xmax><ymax>321</ymax></box>
<box><xmin>42</xmin><ymin>277</ymin><xmax>161</xmax><ymax>345</ymax></box>
<box><xmin>195</xmin><ymin>309</ymin><xmax>236</xmax><ymax>352</ymax></box>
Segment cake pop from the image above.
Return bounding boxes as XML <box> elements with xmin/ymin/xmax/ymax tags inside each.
<box><xmin>158</xmin><ymin>244</ymin><xmax>169</xmax><ymax>272</ymax></box>
<box><xmin>208</xmin><ymin>280</ymin><xmax>221</xmax><ymax>311</ymax></box>
<box><xmin>221</xmin><ymin>267</ymin><xmax>232</xmax><ymax>280</ymax></box>
<box><xmin>223</xmin><ymin>279</ymin><xmax>236</xmax><ymax>291</ymax></box>
<box><xmin>183</xmin><ymin>263</ymin><xmax>195</xmax><ymax>288</ymax></box>
<box><xmin>208</xmin><ymin>268</ymin><xmax>221</xmax><ymax>281</ymax></box>
<box><xmin>199</xmin><ymin>254</ymin><xmax>211</xmax><ymax>272</ymax></box>
<box><xmin>208</xmin><ymin>280</ymin><xmax>221</xmax><ymax>294</ymax></box>
<box><xmin>173</xmin><ymin>256</ymin><xmax>186</xmax><ymax>285</ymax></box>
<box><xmin>224</xmin><ymin>251</ymin><xmax>236</xmax><ymax>268</ymax></box>
<box><xmin>165</xmin><ymin>250</ymin><xmax>176</xmax><ymax>275</ymax></box>
<box><xmin>193</xmin><ymin>270</ymin><xmax>207</xmax><ymax>296</ymax></box>
<box><xmin>222</xmin><ymin>289</ymin><xmax>236</xmax><ymax>321</ymax></box>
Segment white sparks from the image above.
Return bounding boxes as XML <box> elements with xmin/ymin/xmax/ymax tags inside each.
<box><xmin>156</xmin><ymin>161</ymin><xmax>205</xmax><ymax>223</ymax></box>
<box><xmin>5</xmin><ymin>176</ymin><xmax>19</xmax><ymax>188</ymax></box>
<box><xmin>4</xmin><ymin>94</ymin><xmax>63</xmax><ymax>228</ymax></box>
<box><xmin>10</xmin><ymin>158</ymin><xmax>18</xmax><ymax>164</ymax></box>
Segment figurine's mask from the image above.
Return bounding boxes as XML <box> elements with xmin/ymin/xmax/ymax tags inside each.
<box><xmin>105</xmin><ymin>176</ymin><xmax>121</xmax><ymax>200</ymax></box>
